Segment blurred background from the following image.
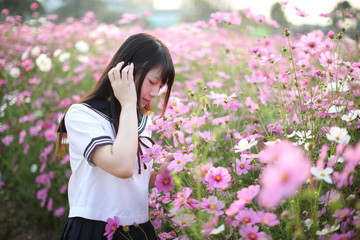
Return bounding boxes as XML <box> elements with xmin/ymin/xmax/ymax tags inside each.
<box><xmin>0</xmin><ymin>0</ymin><xmax>359</xmax><ymax>37</ymax></box>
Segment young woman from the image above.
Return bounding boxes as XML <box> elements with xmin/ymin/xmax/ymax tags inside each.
<box><xmin>57</xmin><ymin>33</ymin><xmax>175</xmax><ymax>240</ymax></box>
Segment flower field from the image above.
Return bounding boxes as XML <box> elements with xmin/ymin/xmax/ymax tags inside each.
<box><xmin>1</xmin><ymin>7</ymin><xmax>360</xmax><ymax>240</ymax></box>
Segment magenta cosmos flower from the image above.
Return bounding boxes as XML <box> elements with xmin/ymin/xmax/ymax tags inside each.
<box><xmin>155</xmin><ymin>169</ymin><xmax>174</xmax><ymax>193</ymax></box>
<box><xmin>204</xmin><ymin>166</ymin><xmax>231</xmax><ymax>190</ymax></box>
<box><xmin>104</xmin><ymin>216</ymin><xmax>120</xmax><ymax>240</ymax></box>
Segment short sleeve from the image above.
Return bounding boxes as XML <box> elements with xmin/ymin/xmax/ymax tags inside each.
<box><xmin>65</xmin><ymin>104</ymin><xmax>114</xmax><ymax>166</ymax></box>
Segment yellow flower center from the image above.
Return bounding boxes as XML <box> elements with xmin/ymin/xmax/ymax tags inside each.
<box><xmin>281</xmin><ymin>174</ymin><xmax>289</xmax><ymax>183</ymax></box>
<box><xmin>240</xmin><ymin>164</ymin><xmax>245</xmax><ymax>169</ymax></box>
<box><xmin>215</xmin><ymin>176</ymin><xmax>221</xmax><ymax>181</ymax></box>
<box><xmin>244</xmin><ymin>218</ymin><xmax>250</xmax><ymax>223</ymax></box>
<box><xmin>159</xmin><ymin>125</ymin><xmax>162</xmax><ymax>129</ymax></box>
<box><xmin>177</xmin><ymin>160</ymin><xmax>181</xmax><ymax>164</ymax></box>
<box><xmin>175</xmin><ymin>110</ymin><xmax>179</xmax><ymax>113</ymax></box>
<box><xmin>210</xmin><ymin>204</ymin><xmax>215</xmax><ymax>209</ymax></box>
<box><xmin>250</xmin><ymin>233</ymin><xmax>256</xmax><ymax>239</ymax></box>
<box><xmin>164</xmin><ymin>179</ymin><xmax>169</xmax><ymax>184</ymax></box>
<box><xmin>150</xmin><ymin>153</ymin><xmax>153</xmax><ymax>156</ymax></box>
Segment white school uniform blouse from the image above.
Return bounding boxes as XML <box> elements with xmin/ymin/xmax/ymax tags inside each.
<box><xmin>64</xmin><ymin>101</ymin><xmax>153</xmax><ymax>225</ymax></box>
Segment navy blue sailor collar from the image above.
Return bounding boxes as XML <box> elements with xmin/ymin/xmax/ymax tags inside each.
<box><xmin>57</xmin><ymin>99</ymin><xmax>148</xmax><ymax>135</ymax></box>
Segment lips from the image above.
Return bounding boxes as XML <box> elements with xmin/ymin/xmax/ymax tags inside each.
<box><xmin>143</xmin><ymin>98</ymin><xmax>150</xmax><ymax>104</ymax></box>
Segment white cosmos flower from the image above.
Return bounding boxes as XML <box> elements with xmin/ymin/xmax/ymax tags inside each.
<box><xmin>9</xmin><ymin>67</ymin><xmax>20</xmax><ymax>78</ymax></box>
<box><xmin>59</xmin><ymin>52</ymin><xmax>71</xmax><ymax>62</ymax></box>
<box><xmin>341</xmin><ymin>109</ymin><xmax>360</xmax><ymax>122</ymax></box>
<box><xmin>30</xmin><ymin>164</ymin><xmax>38</xmax><ymax>173</ymax></box>
<box><xmin>326</xmin><ymin>126</ymin><xmax>350</xmax><ymax>144</ymax></box>
<box><xmin>316</xmin><ymin>225</ymin><xmax>339</xmax><ymax>235</ymax></box>
<box><xmin>210</xmin><ymin>224</ymin><xmax>225</xmax><ymax>235</ymax></box>
<box><xmin>295</xmin><ymin>130</ymin><xmax>313</xmax><ymax>140</ymax></box>
<box><xmin>21</xmin><ymin>50</ymin><xmax>29</xmax><ymax>61</ymax></box>
<box><xmin>78</xmin><ymin>55</ymin><xmax>90</xmax><ymax>63</ymax></box>
<box><xmin>304</xmin><ymin>219</ymin><xmax>313</xmax><ymax>231</ymax></box>
<box><xmin>311</xmin><ymin>167</ymin><xmax>333</xmax><ymax>184</ymax></box>
<box><xmin>31</xmin><ymin>46</ymin><xmax>41</xmax><ymax>56</ymax></box>
<box><xmin>234</xmin><ymin>138</ymin><xmax>258</xmax><ymax>153</ymax></box>
<box><xmin>328</xmin><ymin>105</ymin><xmax>344</xmax><ymax>114</ymax></box>
<box><xmin>75</xmin><ymin>40</ymin><xmax>89</xmax><ymax>53</ymax></box>
<box><xmin>36</xmin><ymin>54</ymin><xmax>52</xmax><ymax>72</ymax></box>
<box><xmin>326</xmin><ymin>82</ymin><xmax>349</xmax><ymax>92</ymax></box>
<box><xmin>53</xmin><ymin>49</ymin><xmax>62</xmax><ymax>57</ymax></box>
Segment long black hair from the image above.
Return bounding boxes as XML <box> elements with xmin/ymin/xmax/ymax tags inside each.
<box><xmin>57</xmin><ymin>33</ymin><xmax>175</xmax><ymax>155</ymax></box>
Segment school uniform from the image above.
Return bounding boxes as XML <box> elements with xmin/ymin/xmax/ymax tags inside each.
<box><xmin>59</xmin><ymin>100</ymin><xmax>158</xmax><ymax>240</ymax></box>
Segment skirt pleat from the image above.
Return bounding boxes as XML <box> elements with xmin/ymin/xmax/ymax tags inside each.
<box><xmin>61</xmin><ymin>217</ymin><xmax>158</xmax><ymax>240</ymax></box>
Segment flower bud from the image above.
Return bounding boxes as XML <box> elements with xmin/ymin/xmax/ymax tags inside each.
<box><xmin>284</xmin><ymin>28</ymin><xmax>291</xmax><ymax>37</ymax></box>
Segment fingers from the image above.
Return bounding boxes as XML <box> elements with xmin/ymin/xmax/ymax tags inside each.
<box><xmin>108</xmin><ymin>62</ymin><xmax>134</xmax><ymax>84</ymax></box>
<box><xmin>108</xmin><ymin>61</ymin><xmax>124</xmax><ymax>82</ymax></box>
<box><xmin>165</xmin><ymin>153</ymin><xmax>174</xmax><ymax>163</ymax></box>
<box><xmin>113</xmin><ymin>61</ymin><xmax>124</xmax><ymax>82</ymax></box>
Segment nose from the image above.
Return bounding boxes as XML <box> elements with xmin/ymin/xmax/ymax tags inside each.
<box><xmin>149</xmin><ymin>85</ymin><xmax>158</xmax><ymax>98</ymax></box>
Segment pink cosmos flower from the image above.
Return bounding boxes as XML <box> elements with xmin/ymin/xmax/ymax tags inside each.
<box><xmin>235</xmin><ymin>208</ymin><xmax>259</xmax><ymax>225</ymax></box>
<box><xmin>30</xmin><ymin>2</ymin><xmax>39</xmax><ymax>11</ymax></box>
<box><xmin>217</xmin><ymin>71</ymin><xmax>230</xmax><ymax>79</ymax></box>
<box><xmin>210</xmin><ymin>10</ymin><xmax>242</xmax><ymax>25</ymax></box>
<box><xmin>234</xmin><ymin>157</ymin><xmax>252</xmax><ymax>175</ymax></box>
<box><xmin>204</xmin><ymin>166</ymin><xmax>231</xmax><ymax>190</ymax></box>
<box><xmin>295</xmin><ymin>7</ymin><xmax>309</xmax><ymax>17</ymax></box>
<box><xmin>54</xmin><ymin>207</ymin><xmax>65</xmax><ymax>217</ymax></box>
<box><xmin>245</xmin><ymin>97</ymin><xmax>259</xmax><ymax>113</ymax></box>
<box><xmin>319</xmin><ymin>51</ymin><xmax>340</xmax><ymax>68</ymax></box>
<box><xmin>173</xmin><ymin>187</ymin><xmax>198</xmax><ymax>211</ymax></box>
<box><xmin>141</xmin><ymin>144</ymin><xmax>162</xmax><ymax>163</ymax></box>
<box><xmin>258</xmin><ymin>141</ymin><xmax>311</xmax><ymax>208</ymax></box>
<box><xmin>333</xmin><ymin>208</ymin><xmax>355</xmax><ymax>222</ymax></box>
<box><xmin>239</xmin><ymin>224</ymin><xmax>268</xmax><ymax>240</ymax></box>
<box><xmin>1</xmin><ymin>9</ymin><xmax>9</xmax><ymax>15</ymax></box>
<box><xmin>199</xmin><ymin>131</ymin><xmax>216</xmax><ymax>143</ymax></box>
<box><xmin>158</xmin><ymin>231</ymin><xmax>175</xmax><ymax>239</ymax></box>
<box><xmin>172</xmin><ymin>214</ymin><xmax>195</xmax><ymax>228</ymax></box>
<box><xmin>2</xmin><ymin>135</ymin><xmax>13</xmax><ymax>146</ymax></box>
<box><xmin>200</xmin><ymin>196</ymin><xmax>225</xmax><ymax>215</ymax></box>
<box><xmin>320</xmin><ymin>13</ymin><xmax>333</xmax><ymax>18</ymax></box>
<box><xmin>167</xmin><ymin>151</ymin><xmax>191</xmax><ymax>172</ymax></box>
<box><xmin>300</xmin><ymin>32</ymin><xmax>323</xmax><ymax>54</ymax></box>
<box><xmin>47</xmin><ymin>197</ymin><xmax>53</xmax><ymax>211</ymax></box>
<box><xmin>148</xmin><ymin>118</ymin><xmax>170</xmax><ymax>133</ymax></box>
<box><xmin>330</xmin><ymin>231</ymin><xmax>355</xmax><ymax>240</ymax></box>
<box><xmin>194</xmin><ymin>163</ymin><xmax>213</xmax><ymax>184</ymax></box>
<box><xmin>172</xmin><ymin>130</ymin><xmax>185</xmax><ymax>148</ymax></box>
<box><xmin>183</xmin><ymin>116</ymin><xmax>205</xmax><ymax>134</ymax></box>
<box><xmin>104</xmin><ymin>216</ymin><xmax>120</xmax><ymax>240</ymax></box>
<box><xmin>257</xmin><ymin>211</ymin><xmax>280</xmax><ymax>226</ymax></box>
<box><xmin>226</xmin><ymin>185</ymin><xmax>260</xmax><ymax>216</ymax></box>
<box><xmin>155</xmin><ymin>169</ymin><xmax>174</xmax><ymax>193</ymax></box>
<box><xmin>18</xmin><ymin>130</ymin><xmax>26</xmax><ymax>144</ymax></box>
<box><xmin>255</xmin><ymin>15</ymin><xmax>266</xmax><ymax>24</ymax></box>
<box><xmin>318</xmin><ymin>189</ymin><xmax>340</xmax><ymax>207</ymax></box>
<box><xmin>36</xmin><ymin>188</ymin><xmax>48</xmax><ymax>207</ymax></box>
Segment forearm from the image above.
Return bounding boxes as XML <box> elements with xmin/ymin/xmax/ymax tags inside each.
<box><xmin>112</xmin><ymin>104</ymin><xmax>138</xmax><ymax>171</ymax></box>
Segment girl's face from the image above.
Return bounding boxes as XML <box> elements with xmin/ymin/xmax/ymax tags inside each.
<box><xmin>139</xmin><ymin>67</ymin><xmax>164</xmax><ymax>108</ymax></box>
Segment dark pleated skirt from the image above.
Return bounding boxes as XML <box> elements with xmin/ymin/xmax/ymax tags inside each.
<box><xmin>61</xmin><ymin>217</ymin><xmax>158</xmax><ymax>240</ymax></box>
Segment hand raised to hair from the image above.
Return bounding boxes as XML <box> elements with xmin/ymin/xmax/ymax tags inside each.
<box><xmin>108</xmin><ymin>62</ymin><xmax>137</xmax><ymax>108</ymax></box>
